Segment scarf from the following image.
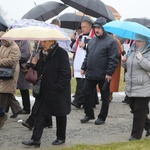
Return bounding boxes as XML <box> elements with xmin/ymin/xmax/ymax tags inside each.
<box><xmin>74</xmin><ymin>29</ymin><xmax>95</xmax><ymax>56</ymax></box>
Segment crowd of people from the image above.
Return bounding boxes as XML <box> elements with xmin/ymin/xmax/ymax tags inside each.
<box><xmin>0</xmin><ymin>17</ymin><xmax>150</xmax><ymax>148</ymax></box>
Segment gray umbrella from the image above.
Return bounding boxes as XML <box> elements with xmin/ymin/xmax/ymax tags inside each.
<box><xmin>61</xmin><ymin>0</ymin><xmax>115</xmax><ymax>22</ymax></box>
<box><xmin>22</xmin><ymin>1</ymin><xmax>68</xmax><ymax>21</ymax></box>
<box><xmin>0</xmin><ymin>16</ymin><xmax>8</xmax><ymax>31</ymax></box>
<box><xmin>124</xmin><ymin>17</ymin><xmax>150</xmax><ymax>27</ymax></box>
<box><xmin>57</xmin><ymin>13</ymin><xmax>94</xmax><ymax>30</ymax></box>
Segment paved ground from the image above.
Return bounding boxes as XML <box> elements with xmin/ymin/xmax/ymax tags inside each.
<box><xmin>0</xmin><ymin>92</ymin><xmax>149</xmax><ymax>150</ymax></box>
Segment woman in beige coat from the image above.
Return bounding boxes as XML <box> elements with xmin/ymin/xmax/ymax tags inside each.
<box><xmin>0</xmin><ymin>39</ymin><xmax>23</xmax><ymax>118</ymax></box>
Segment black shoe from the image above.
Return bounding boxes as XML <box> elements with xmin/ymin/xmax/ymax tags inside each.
<box><xmin>72</xmin><ymin>94</ymin><xmax>75</xmax><ymax>98</ymax></box>
<box><xmin>10</xmin><ymin>110</ymin><xmax>23</xmax><ymax>118</ymax></box>
<box><xmin>52</xmin><ymin>139</ymin><xmax>65</xmax><ymax>145</ymax></box>
<box><xmin>22</xmin><ymin>121</ymin><xmax>32</xmax><ymax>130</ymax></box>
<box><xmin>80</xmin><ymin>115</ymin><xmax>95</xmax><ymax>123</ymax></box>
<box><xmin>21</xmin><ymin>110</ymin><xmax>30</xmax><ymax>114</ymax></box>
<box><xmin>122</xmin><ymin>100</ymin><xmax>127</xmax><ymax>103</ymax></box>
<box><xmin>129</xmin><ymin>136</ymin><xmax>140</xmax><ymax>141</ymax></box>
<box><xmin>145</xmin><ymin>129</ymin><xmax>150</xmax><ymax>137</ymax></box>
<box><xmin>95</xmin><ymin>118</ymin><xmax>105</xmax><ymax>125</ymax></box>
<box><xmin>22</xmin><ymin>139</ymin><xmax>41</xmax><ymax>148</ymax></box>
<box><xmin>71</xmin><ymin>101</ymin><xmax>81</xmax><ymax>109</ymax></box>
<box><xmin>44</xmin><ymin>125</ymin><xmax>53</xmax><ymax>128</ymax></box>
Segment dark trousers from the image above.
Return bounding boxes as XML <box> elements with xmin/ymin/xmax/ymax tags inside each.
<box><xmin>0</xmin><ymin>106</ymin><xmax>4</xmax><ymax>117</ymax></box>
<box><xmin>0</xmin><ymin>93</ymin><xmax>22</xmax><ymax>114</ymax></box>
<box><xmin>73</xmin><ymin>78</ymin><xmax>85</xmax><ymax>105</ymax></box>
<box><xmin>83</xmin><ymin>79</ymin><xmax>110</xmax><ymax>121</ymax></box>
<box><xmin>56</xmin><ymin>116</ymin><xmax>67</xmax><ymax>140</ymax></box>
<box><xmin>129</xmin><ymin>97</ymin><xmax>150</xmax><ymax>139</ymax></box>
<box><xmin>20</xmin><ymin>89</ymin><xmax>30</xmax><ymax>113</ymax></box>
<box><xmin>26</xmin><ymin>103</ymin><xmax>52</xmax><ymax>128</ymax></box>
<box><xmin>73</xmin><ymin>78</ymin><xmax>99</xmax><ymax>106</ymax></box>
<box><xmin>31</xmin><ymin>107</ymin><xmax>66</xmax><ymax>141</ymax></box>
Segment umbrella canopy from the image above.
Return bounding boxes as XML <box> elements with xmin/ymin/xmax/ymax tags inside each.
<box><xmin>22</xmin><ymin>1</ymin><xmax>68</xmax><ymax>21</ymax></box>
<box><xmin>9</xmin><ymin>19</ymin><xmax>71</xmax><ymax>51</ymax></box>
<box><xmin>56</xmin><ymin>12</ymin><xmax>94</xmax><ymax>30</ymax></box>
<box><xmin>10</xmin><ymin>19</ymin><xmax>60</xmax><ymax>29</ymax></box>
<box><xmin>124</xmin><ymin>17</ymin><xmax>150</xmax><ymax>27</ymax></box>
<box><xmin>103</xmin><ymin>20</ymin><xmax>150</xmax><ymax>40</ymax></box>
<box><xmin>0</xmin><ymin>16</ymin><xmax>8</xmax><ymax>31</ymax></box>
<box><xmin>117</xmin><ymin>17</ymin><xmax>150</xmax><ymax>43</ymax></box>
<box><xmin>1</xmin><ymin>26</ymin><xmax>68</xmax><ymax>41</ymax></box>
<box><xmin>61</xmin><ymin>0</ymin><xmax>115</xmax><ymax>22</ymax></box>
<box><xmin>107</xmin><ymin>5</ymin><xmax>121</xmax><ymax>20</ymax></box>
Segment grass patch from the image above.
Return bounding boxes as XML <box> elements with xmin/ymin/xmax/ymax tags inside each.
<box><xmin>71</xmin><ymin>67</ymin><xmax>125</xmax><ymax>94</ymax></box>
<box><xmin>62</xmin><ymin>139</ymin><xmax>150</xmax><ymax>150</ymax></box>
<box><xmin>16</xmin><ymin>68</ymin><xmax>125</xmax><ymax>95</ymax></box>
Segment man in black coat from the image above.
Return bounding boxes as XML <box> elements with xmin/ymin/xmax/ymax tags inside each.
<box><xmin>80</xmin><ymin>17</ymin><xmax>118</xmax><ymax>125</ymax></box>
<box><xmin>22</xmin><ymin>40</ymin><xmax>71</xmax><ymax>147</ymax></box>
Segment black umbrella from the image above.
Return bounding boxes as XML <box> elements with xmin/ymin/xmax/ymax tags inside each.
<box><xmin>57</xmin><ymin>13</ymin><xmax>94</xmax><ymax>30</ymax></box>
<box><xmin>124</xmin><ymin>17</ymin><xmax>150</xmax><ymax>27</ymax></box>
<box><xmin>22</xmin><ymin>1</ymin><xmax>68</xmax><ymax>21</ymax></box>
<box><xmin>0</xmin><ymin>16</ymin><xmax>8</xmax><ymax>31</ymax></box>
<box><xmin>61</xmin><ymin>0</ymin><xmax>115</xmax><ymax>22</ymax></box>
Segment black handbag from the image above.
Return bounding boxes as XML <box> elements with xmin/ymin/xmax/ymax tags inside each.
<box><xmin>32</xmin><ymin>75</ymin><xmax>42</xmax><ymax>98</ymax></box>
<box><xmin>0</xmin><ymin>68</ymin><xmax>14</xmax><ymax>80</ymax></box>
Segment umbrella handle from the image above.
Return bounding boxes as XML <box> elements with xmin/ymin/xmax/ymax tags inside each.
<box><xmin>76</xmin><ymin>14</ymin><xmax>85</xmax><ymax>31</ymax></box>
<box><xmin>33</xmin><ymin>2</ymin><xmax>44</xmax><ymax>21</ymax></box>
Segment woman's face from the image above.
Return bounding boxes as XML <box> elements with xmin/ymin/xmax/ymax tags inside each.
<box><xmin>1</xmin><ymin>40</ymin><xmax>10</xmax><ymax>47</ymax></box>
<box><xmin>135</xmin><ymin>40</ymin><xmax>146</xmax><ymax>49</ymax></box>
<box><xmin>40</xmin><ymin>40</ymin><xmax>55</xmax><ymax>51</ymax></box>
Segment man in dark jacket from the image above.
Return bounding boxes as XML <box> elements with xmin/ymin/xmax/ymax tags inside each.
<box><xmin>80</xmin><ymin>17</ymin><xmax>118</xmax><ymax>125</ymax></box>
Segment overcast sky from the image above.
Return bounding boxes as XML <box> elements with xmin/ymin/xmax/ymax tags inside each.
<box><xmin>0</xmin><ymin>0</ymin><xmax>150</xmax><ymax>25</ymax></box>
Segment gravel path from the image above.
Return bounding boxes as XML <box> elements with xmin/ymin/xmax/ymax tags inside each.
<box><xmin>0</xmin><ymin>92</ymin><xmax>149</xmax><ymax>150</ymax></box>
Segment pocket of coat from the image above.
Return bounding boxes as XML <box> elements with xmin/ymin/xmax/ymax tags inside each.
<box><xmin>136</xmin><ymin>73</ymin><xmax>150</xmax><ymax>86</ymax></box>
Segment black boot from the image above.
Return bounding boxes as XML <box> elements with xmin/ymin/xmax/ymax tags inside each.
<box><xmin>22</xmin><ymin>139</ymin><xmax>41</xmax><ymax>148</ymax></box>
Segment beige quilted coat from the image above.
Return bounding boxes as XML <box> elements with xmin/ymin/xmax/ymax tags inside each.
<box><xmin>0</xmin><ymin>40</ymin><xmax>21</xmax><ymax>94</ymax></box>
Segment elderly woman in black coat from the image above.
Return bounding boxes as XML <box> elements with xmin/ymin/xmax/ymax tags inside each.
<box><xmin>22</xmin><ymin>40</ymin><xmax>71</xmax><ymax>147</ymax></box>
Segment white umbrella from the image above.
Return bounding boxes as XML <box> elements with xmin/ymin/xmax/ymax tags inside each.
<box><xmin>1</xmin><ymin>26</ymin><xmax>68</xmax><ymax>41</ymax></box>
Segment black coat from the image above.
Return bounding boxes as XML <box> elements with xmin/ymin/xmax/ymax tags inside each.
<box><xmin>33</xmin><ymin>44</ymin><xmax>71</xmax><ymax>116</ymax></box>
